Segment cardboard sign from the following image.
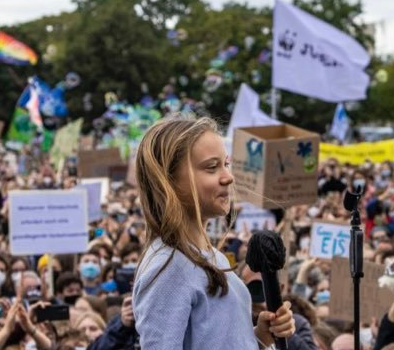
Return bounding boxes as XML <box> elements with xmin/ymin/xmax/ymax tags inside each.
<box><xmin>9</xmin><ymin>190</ymin><xmax>88</xmax><ymax>255</ymax></box>
<box><xmin>232</xmin><ymin>124</ymin><xmax>319</xmax><ymax>209</ymax></box>
<box><xmin>330</xmin><ymin>257</ymin><xmax>394</xmax><ymax>323</ymax></box>
<box><xmin>78</xmin><ymin>148</ymin><xmax>123</xmax><ymax>178</ymax></box>
<box><xmin>310</xmin><ymin>221</ymin><xmax>350</xmax><ymax>259</ymax></box>
<box><xmin>235</xmin><ymin>202</ymin><xmax>276</xmax><ymax>232</ymax></box>
<box><xmin>75</xmin><ymin>182</ymin><xmax>102</xmax><ymax>223</ymax></box>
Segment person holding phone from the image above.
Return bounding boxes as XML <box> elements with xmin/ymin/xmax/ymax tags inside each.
<box><xmin>132</xmin><ymin>116</ymin><xmax>295</xmax><ymax>349</ymax></box>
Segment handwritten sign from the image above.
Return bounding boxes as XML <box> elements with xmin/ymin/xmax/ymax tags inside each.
<box><xmin>330</xmin><ymin>257</ymin><xmax>394</xmax><ymax>323</ymax></box>
<box><xmin>310</xmin><ymin>221</ymin><xmax>350</xmax><ymax>259</ymax></box>
<box><xmin>9</xmin><ymin>190</ymin><xmax>88</xmax><ymax>255</ymax></box>
<box><xmin>235</xmin><ymin>202</ymin><xmax>276</xmax><ymax>232</ymax></box>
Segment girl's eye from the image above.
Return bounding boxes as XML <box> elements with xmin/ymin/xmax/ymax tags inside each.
<box><xmin>225</xmin><ymin>162</ymin><xmax>231</xmax><ymax>168</ymax></box>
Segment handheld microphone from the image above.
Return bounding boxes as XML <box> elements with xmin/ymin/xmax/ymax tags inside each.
<box><xmin>246</xmin><ymin>230</ymin><xmax>288</xmax><ymax>350</ymax></box>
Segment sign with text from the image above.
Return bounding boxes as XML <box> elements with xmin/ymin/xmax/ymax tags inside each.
<box><xmin>9</xmin><ymin>190</ymin><xmax>89</xmax><ymax>255</ymax></box>
<box><xmin>310</xmin><ymin>221</ymin><xmax>350</xmax><ymax>259</ymax></box>
<box><xmin>330</xmin><ymin>257</ymin><xmax>394</xmax><ymax>323</ymax></box>
<box><xmin>235</xmin><ymin>202</ymin><xmax>276</xmax><ymax>232</ymax></box>
<box><xmin>320</xmin><ymin>140</ymin><xmax>394</xmax><ymax>165</ymax></box>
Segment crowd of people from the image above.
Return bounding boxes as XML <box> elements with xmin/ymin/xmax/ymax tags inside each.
<box><xmin>0</xmin><ymin>123</ymin><xmax>393</xmax><ymax>350</ymax></box>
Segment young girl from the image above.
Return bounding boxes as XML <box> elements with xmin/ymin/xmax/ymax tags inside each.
<box><xmin>132</xmin><ymin>116</ymin><xmax>295</xmax><ymax>349</ymax></box>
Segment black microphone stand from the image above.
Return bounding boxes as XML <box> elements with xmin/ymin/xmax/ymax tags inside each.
<box><xmin>344</xmin><ymin>188</ymin><xmax>364</xmax><ymax>350</ymax></box>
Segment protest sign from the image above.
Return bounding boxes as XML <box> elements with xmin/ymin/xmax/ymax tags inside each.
<box><xmin>310</xmin><ymin>221</ymin><xmax>350</xmax><ymax>259</ymax></box>
<box><xmin>320</xmin><ymin>140</ymin><xmax>394</xmax><ymax>165</ymax></box>
<box><xmin>330</xmin><ymin>257</ymin><xmax>394</xmax><ymax>323</ymax></box>
<box><xmin>232</xmin><ymin>124</ymin><xmax>319</xmax><ymax>209</ymax></box>
<box><xmin>78</xmin><ymin>148</ymin><xmax>123</xmax><ymax>178</ymax></box>
<box><xmin>80</xmin><ymin>177</ymin><xmax>109</xmax><ymax>204</ymax></box>
<box><xmin>9</xmin><ymin>190</ymin><xmax>88</xmax><ymax>255</ymax></box>
<box><xmin>75</xmin><ymin>182</ymin><xmax>102</xmax><ymax>223</ymax></box>
<box><xmin>235</xmin><ymin>202</ymin><xmax>276</xmax><ymax>232</ymax></box>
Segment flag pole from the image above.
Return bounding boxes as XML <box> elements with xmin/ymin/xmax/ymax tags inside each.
<box><xmin>271</xmin><ymin>87</ymin><xmax>278</xmax><ymax>120</ymax></box>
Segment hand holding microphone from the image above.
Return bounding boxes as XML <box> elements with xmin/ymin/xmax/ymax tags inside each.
<box><xmin>246</xmin><ymin>230</ymin><xmax>295</xmax><ymax>350</ymax></box>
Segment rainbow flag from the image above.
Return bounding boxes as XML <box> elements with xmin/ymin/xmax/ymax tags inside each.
<box><xmin>0</xmin><ymin>31</ymin><xmax>38</xmax><ymax>65</ymax></box>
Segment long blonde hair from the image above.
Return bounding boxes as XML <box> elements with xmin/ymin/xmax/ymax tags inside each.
<box><xmin>136</xmin><ymin>116</ymin><xmax>230</xmax><ymax>296</ymax></box>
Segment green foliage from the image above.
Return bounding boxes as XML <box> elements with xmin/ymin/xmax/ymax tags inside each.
<box><xmin>1</xmin><ymin>0</ymin><xmax>393</xmax><ymax>136</ymax></box>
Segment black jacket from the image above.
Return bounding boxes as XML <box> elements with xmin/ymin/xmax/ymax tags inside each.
<box><xmin>375</xmin><ymin>313</ymin><xmax>394</xmax><ymax>350</ymax></box>
<box><xmin>289</xmin><ymin>314</ymin><xmax>318</xmax><ymax>350</ymax></box>
<box><xmin>87</xmin><ymin>315</ymin><xmax>137</xmax><ymax>350</ymax></box>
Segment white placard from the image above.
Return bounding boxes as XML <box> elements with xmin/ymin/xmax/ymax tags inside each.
<box><xmin>235</xmin><ymin>202</ymin><xmax>276</xmax><ymax>232</ymax></box>
<box><xmin>9</xmin><ymin>190</ymin><xmax>89</xmax><ymax>255</ymax></box>
<box><xmin>81</xmin><ymin>177</ymin><xmax>109</xmax><ymax>204</ymax></box>
<box><xmin>310</xmin><ymin>221</ymin><xmax>350</xmax><ymax>259</ymax></box>
<box><xmin>75</xmin><ymin>182</ymin><xmax>102</xmax><ymax>223</ymax></box>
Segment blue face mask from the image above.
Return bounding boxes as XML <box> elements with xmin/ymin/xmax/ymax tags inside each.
<box><xmin>80</xmin><ymin>262</ymin><xmax>101</xmax><ymax>280</ymax></box>
<box><xmin>122</xmin><ymin>262</ymin><xmax>138</xmax><ymax>270</ymax></box>
<box><xmin>101</xmin><ymin>279</ymin><xmax>118</xmax><ymax>293</ymax></box>
<box><xmin>353</xmin><ymin>179</ymin><xmax>366</xmax><ymax>190</ymax></box>
<box><xmin>316</xmin><ymin>290</ymin><xmax>330</xmax><ymax>305</ymax></box>
<box><xmin>381</xmin><ymin>169</ymin><xmax>392</xmax><ymax>178</ymax></box>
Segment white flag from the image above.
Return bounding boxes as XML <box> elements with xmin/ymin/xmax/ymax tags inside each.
<box><xmin>272</xmin><ymin>0</ymin><xmax>370</xmax><ymax>102</ymax></box>
<box><xmin>330</xmin><ymin>103</ymin><xmax>350</xmax><ymax>141</ymax></box>
<box><xmin>226</xmin><ymin>83</ymin><xmax>280</xmax><ymax>141</ymax></box>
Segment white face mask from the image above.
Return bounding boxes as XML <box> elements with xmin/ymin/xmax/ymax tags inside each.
<box><xmin>100</xmin><ymin>257</ymin><xmax>109</xmax><ymax>267</ymax></box>
<box><xmin>0</xmin><ymin>271</ymin><xmax>6</xmax><ymax>286</ymax></box>
<box><xmin>11</xmin><ymin>271</ymin><xmax>22</xmax><ymax>285</ymax></box>
<box><xmin>307</xmin><ymin>206</ymin><xmax>319</xmax><ymax>218</ymax></box>
<box><xmin>43</xmin><ymin>176</ymin><xmax>52</xmax><ymax>185</ymax></box>
<box><xmin>360</xmin><ymin>327</ymin><xmax>373</xmax><ymax>348</ymax></box>
<box><xmin>300</xmin><ymin>237</ymin><xmax>311</xmax><ymax>251</ymax></box>
<box><xmin>25</xmin><ymin>340</ymin><xmax>37</xmax><ymax>350</ymax></box>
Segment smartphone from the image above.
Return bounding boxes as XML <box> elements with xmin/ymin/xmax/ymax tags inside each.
<box><xmin>106</xmin><ymin>295</ymin><xmax>124</xmax><ymax>307</ymax></box>
<box><xmin>115</xmin><ymin>268</ymin><xmax>135</xmax><ymax>295</ymax></box>
<box><xmin>35</xmin><ymin>305</ymin><xmax>70</xmax><ymax>322</ymax></box>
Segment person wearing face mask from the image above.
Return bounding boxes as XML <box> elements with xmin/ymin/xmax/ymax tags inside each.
<box><xmin>375</xmin><ymin>162</ymin><xmax>394</xmax><ymax>191</ymax></box>
<box><xmin>55</xmin><ymin>272</ymin><xmax>84</xmax><ymax>305</ymax></box>
<box><xmin>10</xmin><ymin>256</ymin><xmax>29</xmax><ymax>295</ymax></box>
<box><xmin>78</xmin><ymin>248</ymin><xmax>102</xmax><ymax>296</ymax></box>
<box><xmin>120</xmin><ymin>244</ymin><xmax>141</xmax><ymax>270</ymax></box>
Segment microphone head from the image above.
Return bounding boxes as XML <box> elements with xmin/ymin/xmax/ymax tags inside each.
<box><xmin>246</xmin><ymin>230</ymin><xmax>286</xmax><ymax>274</ymax></box>
<box><xmin>343</xmin><ymin>186</ymin><xmax>362</xmax><ymax>212</ymax></box>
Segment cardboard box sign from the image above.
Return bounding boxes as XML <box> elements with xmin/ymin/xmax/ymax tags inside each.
<box><xmin>78</xmin><ymin>148</ymin><xmax>124</xmax><ymax>178</ymax></box>
<box><xmin>232</xmin><ymin>124</ymin><xmax>320</xmax><ymax>209</ymax></box>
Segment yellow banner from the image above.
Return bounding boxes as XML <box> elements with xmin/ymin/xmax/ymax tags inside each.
<box><xmin>320</xmin><ymin>140</ymin><xmax>394</xmax><ymax>165</ymax></box>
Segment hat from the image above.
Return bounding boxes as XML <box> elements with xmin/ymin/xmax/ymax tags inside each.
<box><xmin>37</xmin><ymin>254</ymin><xmax>49</xmax><ymax>271</ymax></box>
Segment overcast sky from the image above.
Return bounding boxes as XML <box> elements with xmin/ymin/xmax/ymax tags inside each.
<box><xmin>0</xmin><ymin>0</ymin><xmax>393</xmax><ymax>26</ymax></box>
